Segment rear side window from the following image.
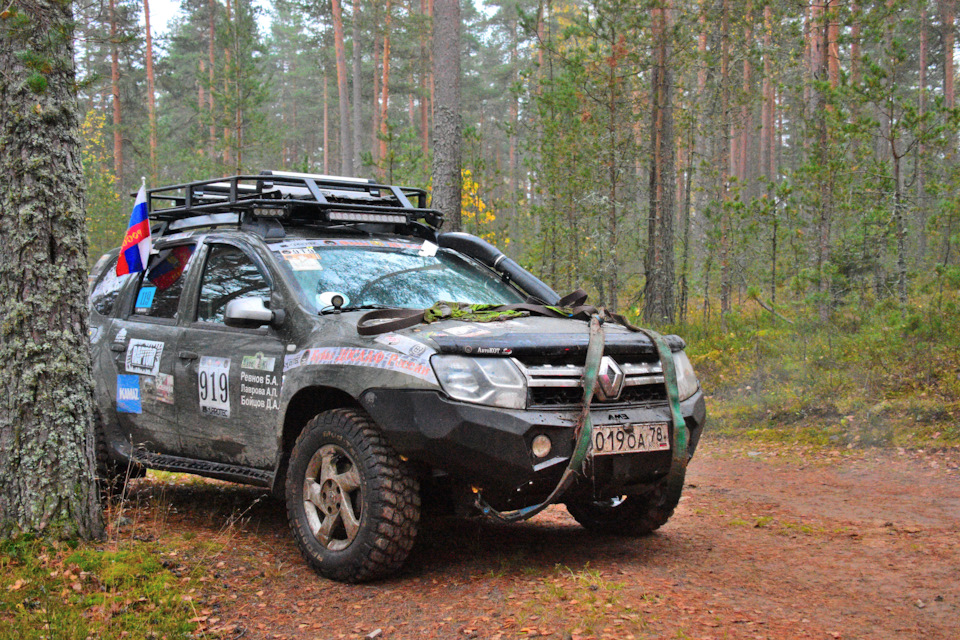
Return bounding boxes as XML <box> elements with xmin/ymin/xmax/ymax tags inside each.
<box><xmin>90</xmin><ymin>257</ymin><xmax>134</xmax><ymax>317</ymax></box>
<box><xmin>133</xmin><ymin>244</ymin><xmax>197</xmax><ymax>319</ymax></box>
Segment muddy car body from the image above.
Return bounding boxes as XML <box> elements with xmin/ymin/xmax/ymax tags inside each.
<box><xmin>89</xmin><ymin>171</ymin><xmax>706</xmax><ymax>582</ymax></box>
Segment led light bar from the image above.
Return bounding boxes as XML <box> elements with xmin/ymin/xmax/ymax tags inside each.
<box><xmin>328</xmin><ymin>211</ymin><xmax>407</xmax><ymax>224</ymax></box>
<box><xmin>253</xmin><ymin>206</ymin><xmax>287</xmax><ymax>217</ymax></box>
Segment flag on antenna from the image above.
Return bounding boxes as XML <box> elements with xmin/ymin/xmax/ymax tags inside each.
<box><xmin>116</xmin><ymin>180</ymin><xmax>151</xmax><ymax>276</ymax></box>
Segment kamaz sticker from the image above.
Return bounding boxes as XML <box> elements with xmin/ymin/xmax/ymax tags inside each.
<box><xmin>198</xmin><ymin>356</ymin><xmax>231</xmax><ymax>418</ymax></box>
<box><xmin>116</xmin><ymin>375</ymin><xmax>142</xmax><ymax>414</ymax></box>
<box><xmin>283</xmin><ymin>347</ymin><xmax>436</xmax><ymax>383</ymax></box>
<box><xmin>125</xmin><ymin>339</ymin><xmax>165</xmax><ymax>376</ymax></box>
<box><xmin>242</xmin><ymin>352</ymin><xmax>277</xmax><ymax>371</ymax></box>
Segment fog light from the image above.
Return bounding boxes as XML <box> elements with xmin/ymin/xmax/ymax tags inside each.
<box><xmin>531</xmin><ymin>434</ymin><xmax>552</xmax><ymax>458</ymax></box>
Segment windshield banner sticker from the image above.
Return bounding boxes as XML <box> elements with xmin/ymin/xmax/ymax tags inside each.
<box><xmin>125</xmin><ymin>339</ymin><xmax>165</xmax><ymax>376</ymax></box>
<box><xmin>117</xmin><ymin>375</ymin><xmax>142</xmax><ymax>413</ymax></box>
<box><xmin>198</xmin><ymin>356</ymin><xmax>231</xmax><ymax>418</ymax></box>
<box><xmin>283</xmin><ymin>347</ymin><xmax>436</xmax><ymax>383</ymax></box>
<box><xmin>271</xmin><ymin>238</ymin><xmax>419</xmax><ymax>253</ymax></box>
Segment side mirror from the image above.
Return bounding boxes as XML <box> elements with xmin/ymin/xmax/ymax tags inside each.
<box><xmin>224</xmin><ymin>297</ymin><xmax>275</xmax><ymax>328</ymax></box>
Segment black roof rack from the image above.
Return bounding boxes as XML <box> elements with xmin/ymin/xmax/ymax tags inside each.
<box><xmin>145</xmin><ymin>171</ymin><xmax>444</xmax><ymax>233</ymax></box>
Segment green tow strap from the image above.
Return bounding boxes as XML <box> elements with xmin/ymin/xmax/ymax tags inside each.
<box><xmin>474</xmin><ymin>316</ymin><xmax>605</xmax><ymax>523</ymax></box>
<box><xmin>636</xmin><ymin>328</ymin><xmax>688</xmax><ymax>504</ymax></box>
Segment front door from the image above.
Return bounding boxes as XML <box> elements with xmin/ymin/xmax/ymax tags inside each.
<box><xmin>175</xmin><ymin>241</ymin><xmax>285</xmax><ymax>469</ymax></box>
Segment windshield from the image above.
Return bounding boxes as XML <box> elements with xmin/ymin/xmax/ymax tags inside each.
<box><xmin>270</xmin><ymin>238</ymin><xmax>525</xmax><ymax>311</ymax></box>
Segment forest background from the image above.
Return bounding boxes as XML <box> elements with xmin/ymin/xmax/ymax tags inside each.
<box><xmin>80</xmin><ymin>0</ymin><xmax>960</xmax><ymax>448</ymax></box>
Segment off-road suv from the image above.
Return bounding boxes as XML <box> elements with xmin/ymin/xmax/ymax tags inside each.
<box><xmin>88</xmin><ymin>171</ymin><xmax>706</xmax><ymax>582</ymax></box>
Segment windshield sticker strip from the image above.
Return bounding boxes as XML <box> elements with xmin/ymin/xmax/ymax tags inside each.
<box><xmin>125</xmin><ymin>339</ymin><xmax>165</xmax><ymax>376</ymax></box>
<box><xmin>117</xmin><ymin>375</ymin><xmax>142</xmax><ymax>413</ymax></box>
<box><xmin>283</xmin><ymin>347</ymin><xmax>436</xmax><ymax>383</ymax></box>
<box><xmin>271</xmin><ymin>238</ymin><xmax>419</xmax><ymax>252</ymax></box>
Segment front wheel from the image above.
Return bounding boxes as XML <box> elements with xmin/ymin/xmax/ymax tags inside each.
<box><xmin>564</xmin><ymin>481</ymin><xmax>682</xmax><ymax>536</ymax></box>
<box><xmin>285</xmin><ymin>409</ymin><xmax>420</xmax><ymax>582</ymax></box>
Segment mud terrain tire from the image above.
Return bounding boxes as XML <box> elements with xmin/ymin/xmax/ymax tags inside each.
<box><xmin>565</xmin><ymin>482</ymin><xmax>683</xmax><ymax>536</ymax></box>
<box><xmin>285</xmin><ymin>408</ymin><xmax>420</xmax><ymax>582</ymax></box>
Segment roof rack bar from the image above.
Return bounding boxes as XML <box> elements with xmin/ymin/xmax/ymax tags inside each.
<box><xmin>303</xmin><ymin>178</ymin><xmax>330</xmax><ymax>205</ymax></box>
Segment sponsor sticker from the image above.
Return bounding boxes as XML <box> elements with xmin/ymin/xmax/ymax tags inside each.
<box><xmin>444</xmin><ymin>325</ymin><xmax>492</xmax><ymax>338</ymax></box>
<box><xmin>241</xmin><ymin>352</ymin><xmax>277</xmax><ymax>371</ymax></box>
<box><xmin>89</xmin><ymin>325</ymin><xmax>103</xmax><ymax>345</ymax></box>
<box><xmin>198</xmin><ymin>356</ymin><xmax>231</xmax><ymax>418</ymax></box>
<box><xmin>373</xmin><ymin>333</ymin><xmax>433</xmax><ymax>361</ymax></box>
<box><xmin>283</xmin><ymin>347</ymin><xmax>437</xmax><ymax>383</ymax></box>
<box><xmin>116</xmin><ymin>375</ymin><xmax>142</xmax><ymax>413</ymax></box>
<box><xmin>278</xmin><ymin>248</ymin><xmax>323</xmax><ymax>271</ymax></box>
<box><xmin>418</xmin><ymin>240</ymin><xmax>439</xmax><ymax>257</ymax></box>
<box><xmin>114</xmin><ymin>328</ymin><xmax>128</xmax><ymax>343</ymax></box>
<box><xmin>135</xmin><ymin>286</ymin><xmax>157</xmax><ymax>309</ymax></box>
<box><xmin>125</xmin><ymin>339</ymin><xmax>165</xmax><ymax>376</ymax></box>
<box><xmin>148</xmin><ymin>373</ymin><xmax>175</xmax><ymax>404</ymax></box>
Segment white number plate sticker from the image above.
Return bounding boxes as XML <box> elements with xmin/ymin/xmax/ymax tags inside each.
<box><xmin>591</xmin><ymin>422</ymin><xmax>671</xmax><ymax>456</ymax></box>
<box><xmin>198</xmin><ymin>356</ymin><xmax>231</xmax><ymax>418</ymax></box>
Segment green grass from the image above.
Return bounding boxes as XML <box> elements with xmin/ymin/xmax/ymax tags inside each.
<box><xmin>654</xmin><ymin>285</ymin><xmax>960</xmax><ymax>450</ymax></box>
<box><xmin>0</xmin><ymin>535</ymin><xmax>203</xmax><ymax>640</ymax></box>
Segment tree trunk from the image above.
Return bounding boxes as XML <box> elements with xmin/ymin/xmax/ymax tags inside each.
<box><xmin>371</xmin><ymin>29</ymin><xmax>380</xmax><ymax>165</ymax></box>
<box><xmin>942</xmin><ymin>0</ymin><xmax>955</xmax><ymax>110</ymax></box>
<box><xmin>109</xmin><ymin>0</ymin><xmax>122</xmax><ymax>180</ymax></box>
<box><xmin>719</xmin><ymin>0</ymin><xmax>731</xmax><ymax>320</ymax></box>
<box><xmin>431</xmin><ymin>0</ymin><xmax>461</xmax><ymax>230</ymax></box>
<box><xmin>0</xmin><ymin>0</ymin><xmax>103</xmax><ymax>540</ymax></box>
<box><xmin>332</xmin><ymin>0</ymin><xmax>353</xmax><ymax>176</ymax></box>
<box><xmin>644</xmin><ymin>2</ymin><xmax>676</xmax><ymax>324</ymax></box>
<box><xmin>420</xmin><ymin>0</ymin><xmax>430</xmax><ymax>156</ymax></box>
<box><xmin>352</xmin><ymin>0</ymin><xmax>363</xmax><ymax>174</ymax></box>
<box><xmin>324</xmin><ymin>73</ymin><xmax>330</xmax><ymax>174</ymax></box>
<box><xmin>144</xmin><ymin>0</ymin><xmax>158</xmax><ymax>183</ymax></box>
<box><xmin>379</xmin><ymin>0</ymin><xmax>392</xmax><ymax>172</ymax></box>
<box><xmin>208</xmin><ymin>0</ymin><xmax>216</xmax><ymax>158</ymax></box>
<box><xmin>918</xmin><ymin>6</ymin><xmax>928</xmax><ymax>261</ymax></box>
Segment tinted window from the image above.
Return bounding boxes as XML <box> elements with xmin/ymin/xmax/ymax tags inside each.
<box><xmin>90</xmin><ymin>256</ymin><xmax>135</xmax><ymax>316</ymax></box>
<box><xmin>133</xmin><ymin>244</ymin><xmax>196</xmax><ymax>319</ymax></box>
<box><xmin>197</xmin><ymin>244</ymin><xmax>271</xmax><ymax>323</ymax></box>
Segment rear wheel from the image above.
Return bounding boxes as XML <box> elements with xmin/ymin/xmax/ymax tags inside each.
<box><xmin>285</xmin><ymin>408</ymin><xmax>420</xmax><ymax>582</ymax></box>
<box><xmin>565</xmin><ymin>481</ymin><xmax>682</xmax><ymax>536</ymax></box>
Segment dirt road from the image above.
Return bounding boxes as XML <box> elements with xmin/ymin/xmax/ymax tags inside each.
<box><xmin>122</xmin><ymin>438</ymin><xmax>960</xmax><ymax>640</ymax></box>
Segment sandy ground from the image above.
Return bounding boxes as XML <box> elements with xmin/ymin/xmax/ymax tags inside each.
<box><xmin>116</xmin><ymin>436</ymin><xmax>960</xmax><ymax>640</ymax></box>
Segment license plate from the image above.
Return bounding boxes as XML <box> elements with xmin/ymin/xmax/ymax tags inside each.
<box><xmin>591</xmin><ymin>422</ymin><xmax>671</xmax><ymax>456</ymax></box>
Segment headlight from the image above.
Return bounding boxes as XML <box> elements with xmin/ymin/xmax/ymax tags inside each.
<box><xmin>431</xmin><ymin>355</ymin><xmax>527</xmax><ymax>409</ymax></box>
<box><xmin>672</xmin><ymin>350</ymin><xmax>700</xmax><ymax>401</ymax></box>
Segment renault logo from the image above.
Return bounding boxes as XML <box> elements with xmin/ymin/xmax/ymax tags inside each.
<box><xmin>595</xmin><ymin>356</ymin><xmax>624</xmax><ymax>401</ymax></box>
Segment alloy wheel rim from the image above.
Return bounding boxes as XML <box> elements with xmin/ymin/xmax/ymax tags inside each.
<box><xmin>303</xmin><ymin>444</ymin><xmax>363</xmax><ymax>551</ymax></box>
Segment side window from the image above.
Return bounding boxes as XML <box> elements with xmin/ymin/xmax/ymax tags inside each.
<box><xmin>90</xmin><ymin>256</ymin><xmax>135</xmax><ymax>317</ymax></box>
<box><xmin>197</xmin><ymin>244</ymin><xmax>271</xmax><ymax>324</ymax></box>
<box><xmin>133</xmin><ymin>243</ymin><xmax>197</xmax><ymax>319</ymax></box>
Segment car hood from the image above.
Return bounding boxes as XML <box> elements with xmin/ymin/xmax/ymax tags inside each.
<box><xmin>336</xmin><ymin>311</ymin><xmax>682</xmax><ymax>359</ymax></box>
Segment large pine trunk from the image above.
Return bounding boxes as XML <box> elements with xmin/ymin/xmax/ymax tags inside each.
<box><xmin>644</xmin><ymin>3</ymin><xmax>676</xmax><ymax>324</ymax></box>
<box><xmin>0</xmin><ymin>0</ymin><xmax>103</xmax><ymax>540</ymax></box>
<box><xmin>431</xmin><ymin>0</ymin><xmax>461</xmax><ymax>230</ymax></box>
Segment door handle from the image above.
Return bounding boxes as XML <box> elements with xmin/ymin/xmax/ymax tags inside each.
<box><xmin>179</xmin><ymin>351</ymin><xmax>199</xmax><ymax>360</ymax></box>
<box><xmin>110</xmin><ymin>344</ymin><xmax>125</xmax><ymax>353</ymax></box>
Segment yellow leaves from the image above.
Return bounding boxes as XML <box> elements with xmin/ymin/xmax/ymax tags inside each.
<box><xmin>461</xmin><ymin>169</ymin><xmax>497</xmax><ymax>242</ymax></box>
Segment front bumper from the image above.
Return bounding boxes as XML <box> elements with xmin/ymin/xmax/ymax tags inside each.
<box><xmin>360</xmin><ymin>388</ymin><xmax>706</xmax><ymax>506</ymax></box>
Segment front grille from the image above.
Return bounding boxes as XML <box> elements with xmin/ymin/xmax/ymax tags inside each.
<box><xmin>515</xmin><ymin>355</ymin><xmax>669</xmax><ymax>408</ymax></box>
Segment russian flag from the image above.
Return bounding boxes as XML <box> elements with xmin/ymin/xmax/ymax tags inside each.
<box><xmin>116</xmin><ymin>183</ymin><xmax>151</xmax><ymax>276</ymax></box>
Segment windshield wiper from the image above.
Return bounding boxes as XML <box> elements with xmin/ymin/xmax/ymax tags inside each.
<box><xmin>320</xmin><ymin>304</ymin><xmax>399</xmax><ymax>315</ymax></box>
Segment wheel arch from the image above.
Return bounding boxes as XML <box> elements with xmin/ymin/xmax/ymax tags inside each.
<box><xmin>272</xmin><ymin>385</ymin><xmax>362</xmax><ymax>497</ymax></box>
